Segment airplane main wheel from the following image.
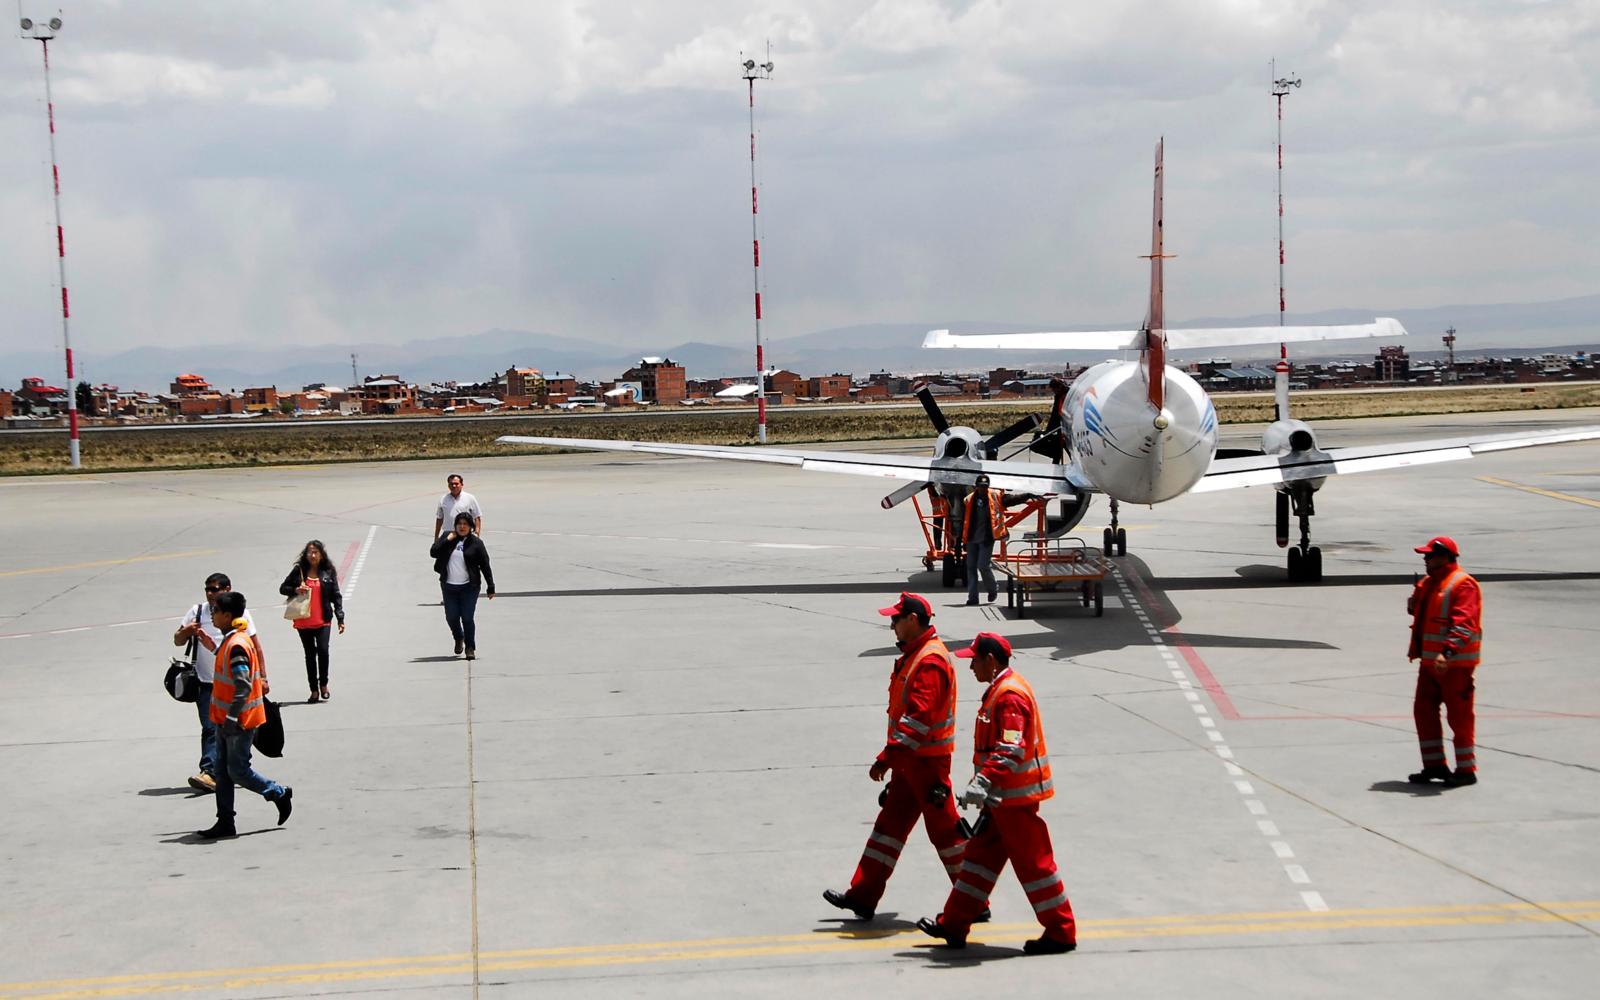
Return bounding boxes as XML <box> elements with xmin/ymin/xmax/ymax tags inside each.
<box><xmin>1287</xmin><ymin>545</ymin><xmax>1303</xmax><ymax>582</ymax></box>
<box><xmin>1103</xmin><ymin>527</ymin><xmax>1114</xmax><ymax>557</ymax></box>
<box><xmin>1307</xmin><ymin>546</ymin><xmax>1323</xmax><ymax>582</ymax></box>
<box><xmin>1115</xmin><ymin>527</ymin><xmax>1127</xmax><ymax>557</ymax></box>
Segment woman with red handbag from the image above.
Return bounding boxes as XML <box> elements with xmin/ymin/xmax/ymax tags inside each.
<box><xmin>279</xmin><ymin>540</ymin><xmax>346</xmax><ymax>703</ymax></box>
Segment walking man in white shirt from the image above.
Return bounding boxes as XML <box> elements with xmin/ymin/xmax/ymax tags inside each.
<box><xmin>172</xmin><ymin>573</ymin><xmax>266</xmax><ymax>793</ymax></box>
<box><xmin>434</xmin><ymin>473</ymin><xmax>483</xmax><ymax>540</ymax></box>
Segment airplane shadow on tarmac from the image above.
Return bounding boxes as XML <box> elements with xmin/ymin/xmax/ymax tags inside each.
<box><xmin>497</xmin><ymin>559</ymin><xmax>1600</xmax><ymax>662</ymax></box>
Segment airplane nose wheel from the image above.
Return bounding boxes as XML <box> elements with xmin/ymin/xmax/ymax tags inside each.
<box><xmin>1103</xmin><ymin>500</ymin><xmax>1127</xmax><ymax>557</ymax></box>
<box><xmin>1284</xmin><ymin>485</ymin><xmax>1322</xmax><ymax>583</ymax></box>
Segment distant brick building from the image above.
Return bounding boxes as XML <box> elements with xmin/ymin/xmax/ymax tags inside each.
<box><xmin>1376</xmin><ymin>346</ymin><xmax>1409</xmax><ymax>383</ymax></box>
<box><xmin>241</xmin><ymin>386</ymin><xmax>279</xmax><ymax>412</ymax></box>
<box><xmin>623</xmin><ymin>358</ymin><xmax>686</xmax><ymax>404</ymax></box>
<box><xmin>170</xmin><ymin>373</ymin><xmax>212</xmax><ymax>396</ymax></box>
<box><xmin>505</xmin><ymin>366</ymin><xmax>546</xmax><ymax>406</ymax></box>
<box><xmin>15</xmin><ymin>377</ymin><xmax>67</xmax><ymax>414</ymax></box>
<box><xmin>767</xmin><ymin>369</ymin><xmax>803</xmax><ymax>397</ymax></box>
<box><xmin>807</xmin><ymin>374</ymin><xmax>851</xmax><ymax>398</ymax></box>
<box><xmin>0</xmin><ymin>390</ymin><xmax>13</xmax><ymax>420</ymax></box>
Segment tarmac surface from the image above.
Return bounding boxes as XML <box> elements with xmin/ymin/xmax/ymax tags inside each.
<box><xmin>2</xmin><ymin>407</ymin><xmax>1599</xmax><ymax>999</ymax></box>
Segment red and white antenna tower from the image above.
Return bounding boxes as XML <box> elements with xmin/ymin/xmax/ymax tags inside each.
<box><xmin>1271</xmin><ymin>60</ymin><xmax>1301</xmax><ymax>421</ymax></box>
<box><xmin>742</xmin><ymin>47</ymin><xmax>774</xmax><ymax>443</ymax></box>
<box><xmin>21</xmin><ymin>13</ymin><xmax>79</xmax><ymax>467</ymax></box>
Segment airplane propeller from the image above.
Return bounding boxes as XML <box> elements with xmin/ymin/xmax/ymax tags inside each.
<box><xmin>1027</xmin><ymin>378</ymin><xmax>1070</xmax><ymax>464</ymax></box>
<box><xmin>915</xmin><ymin>384</ymin><xmax>1043</xmax><ymax>462</ymax></box>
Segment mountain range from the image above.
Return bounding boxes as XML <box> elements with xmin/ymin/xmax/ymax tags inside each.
<box><xmin>3</xmin><ymin>293</ymin><xmax>1595</xmax><ymax>394</ymax></box>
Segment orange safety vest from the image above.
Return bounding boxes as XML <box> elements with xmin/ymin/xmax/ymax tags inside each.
<box><xmin>209</xmin><ymin>622</ymin><xmax>267</xmax><ymax>730</ymax></box>
<box><xmin>1416</xmin><ymin>567</ymin><xmax>1482</xmax><ymax>669</ymax></box>
<box><xmin>973</xmin><ymin>670</ymin><xmax>1054</xmax><ymax>806</ymax></box>
<box><xmin>962</xmin><ymin>489</ymin><xmax>1009</xmax><ymax>542</ymax></box>
<box><xmin>886</xmin><ymin>631</ymin><xmax>957</xmax><ymax>756</ymax></box>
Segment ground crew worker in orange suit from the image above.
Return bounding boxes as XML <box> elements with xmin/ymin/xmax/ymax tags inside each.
<box><xmin>919</xmin><ymin>632</ymin><xmax>1077</xmax><ymax>955</ymax></box>
<box><xmin>1406</xmin><ymin>536</ymin><xmax>1484</xmax><ymax>787</ymax></box>
<box><xmin>823</xmin><ymin>593</ymin><xmax>973</xmax><ymax>921</ymax></box>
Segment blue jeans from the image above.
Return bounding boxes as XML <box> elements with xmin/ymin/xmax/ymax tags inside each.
<box><xmin>195</xmin><ymin>687</ymin><xmax>217</xmax><ymax>776</ymax></box>
<box><xmin>441</xmin><ymin>581</ymin><xmax>480</xmax><ymax>649</ymax></box>
<box><xmin>214</xmin><ymin>725</ymin><xmax>283</xmax><ymax>822</ymax></box>
<box><xmin>966</xmin><ymin>539</ymin><xmax>996</xmax><ymax>602</ymax></box>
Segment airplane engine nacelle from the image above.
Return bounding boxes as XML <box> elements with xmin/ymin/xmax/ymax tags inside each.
<box><xmin>933</xmin><ymin>426</ymin><xmax>985</xmax><ymax>462</ymax></box>
<box><xmin>1262</xmin><ymin>417</ymin><xmax>1316</xmax><ymax>456</ymax></box>
<box><xmin>1262</xmin><ymin>418</ymin><xmax>1327</xmax><ymax>492</ymax></box>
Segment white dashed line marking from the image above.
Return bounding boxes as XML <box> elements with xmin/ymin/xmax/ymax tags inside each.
<box><xmin>342</xmin><ymin>526</ymin><xmax>378</xmax><ymax>602</ymax></box>
<box><xmin>1111</xmin><ymin>564</ymin><xmax>1327</xmax><ymax>912</ymax></box>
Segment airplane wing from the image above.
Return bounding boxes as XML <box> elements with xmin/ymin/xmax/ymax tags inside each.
<box><xmin>923</xmin><ymin>318</ymin><xmax>1404</xmax><ymax>352</ymax></box>
<box><xmin>1192</xmin><ymin>425</ymin><xmax>1600</xmax><ymax>493</ymax></box>
<box><xmin>495</xmin><ymin>435</ymin><xmax>1089</xmax><ymax>495</ymax></box>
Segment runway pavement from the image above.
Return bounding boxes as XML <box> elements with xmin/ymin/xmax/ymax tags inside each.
<box><xmin>2</xmin><ymin>408</ymin><xmax>1598</xmax><ymax>998</ymax></box>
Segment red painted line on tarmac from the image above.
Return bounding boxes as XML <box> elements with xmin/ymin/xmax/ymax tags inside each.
<box><xmin>1122</xmin><ymin>562</ymin><xmax>1242</xmax><ymax>720</ymax></box>
<box><xmin>339</xmin><ymin>541</ymin><xmax>359</xmax><ymax>580</ymax></box>
<box><xmin>1119</xmin><ymin>563</ymin><xmax>1600</xmax><ymax>722</ymax></box>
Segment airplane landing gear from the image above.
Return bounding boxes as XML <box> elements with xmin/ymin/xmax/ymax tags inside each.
<box><xmin>1102</xmin><ymin>499</ymin><xmax>1127</xmax><ymax>557</ymax></box>
<box><xmin>1283</xmin><ymin>483</ymin><xmax>1322</xmax><ymax>583</ymax></box>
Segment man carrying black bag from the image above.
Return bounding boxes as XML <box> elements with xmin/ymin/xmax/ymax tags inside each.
<box><xmin>172</xmin><ymin>573</ymin><xmax>265</xmax><ymax>794</ymax></box>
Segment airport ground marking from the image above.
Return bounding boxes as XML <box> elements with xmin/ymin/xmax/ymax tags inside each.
<box><xmin>339</xmin><ymin>527</ymin><xmax>377</xmax><ymax>602</ymax></box>
<box><xmin>0</xmin><ymin>549</ymin><xmax>219</xmax><ymax>579</ymax></box>
<box><xmin>1477</xmin><ymin>476</ymin><xmax>1600</xmax><ymax>510</ymax></box>
<box><xmin>3</xmin><ymin>901</ymin><xmax>1597</xmax><ymax>998</ymax></box>
<box><xmin>1112</xmin><ymin>563</ymin><xmax>1325</xmax><ymax>912</ymax></box>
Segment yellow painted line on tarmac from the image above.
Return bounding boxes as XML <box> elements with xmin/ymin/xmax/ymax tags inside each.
<box><xmin>0</xmin><ymin>550</ymin><xmax>220</xmax><ymax>579</ymax></box>
<box><xmin>2</xmin><ymin>900</ymin><xmax>1596</xmax><ymax>998</ymax></box>
<box><xmin>1477</xmin><ymin>476</ymin><xmax>1600</xmax><ymax>510</ymax></box>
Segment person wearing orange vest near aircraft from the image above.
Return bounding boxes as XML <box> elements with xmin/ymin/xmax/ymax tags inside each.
<box><xmin>824</xmin><ymin>593</ymin><xmax>973</xmax><ymax>921</ymax></box>
<box><xmin>919</xmin><ymin>632</ymin><xmax>1077</xmax><ymax>955</ymax></box>
<box><xmin>198</xmin><ymin>591</ymin><xmax>293</xmax><ymax>839</ymax></box>
<box><xmin>962</xmin><ymin>476</ymin><xmax>1009</xmax><ymax>606</ymax></box>
<box><xmin>1406</xmin><ymin>536</ymin><xmax>1484</xmax><ymax>788</ymax></box>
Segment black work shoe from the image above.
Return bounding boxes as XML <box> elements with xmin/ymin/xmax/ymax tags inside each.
<box><xmin>975</xmin><ymin>906</ymin><xmax>991</xmax><ymax>923</ymax></box>
<box><xmin>987</xmin><ymin>590</ymin><xmax>997</xmax><ymax>603</ymax></box>
<box><xmin>822</xmin><ymin>889</ymin><xmax>874</xmax><ymax>921</ymax></box>
<box><xmin>1445</xmin><ymin>769</ymin><xmax>1478</xmax><ymax>787</ymax></box>
<box><xmin>465</xmin><ymin>647</ymin><xmax>476</xmax><ymax>661</ymax></box>
<box><xmin>196</xmin><ymin>821</ymin><xmax>236</xmax><ymax>840</ymax></box>
<box><xmin>272</xmin><ymin>787</ymin><xmax>294</xmax><ymax>826</ymax></box>
<box><xmin>964</xmin><ymin>599</ymin><xmax>978</xmax><ymax>606</ymax></box>
<box><xmin>1023</xmin><ymin>935</ymin><xmax>1077</xmax><ymax>956</ymax></box>
<box><xmin>454</xmin><ymin>638</ymin><xmax>464</xmax><ymax>655</ymax></box>
<box><xmin>1407</xmin><ymin>766</ymin><xmax>1450</xmax><ymax>784</ymax></box>
<box><xmin>916</xmin><ymin>916</ymin><xmax>966</xmax><ymax>949</ymax></box>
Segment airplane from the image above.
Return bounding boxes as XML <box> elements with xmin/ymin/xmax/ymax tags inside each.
<box><xmin>499</xmin><ymin>140</ymin><xmax>1600</xmax><ymax>583</ymax></box>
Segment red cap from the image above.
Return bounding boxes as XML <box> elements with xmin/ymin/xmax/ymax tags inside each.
<box><xmin>953</xmin><ymin>632</ymin><xmax>1012</xmax><ymax>659</ymax></box>
<box><xmin>1413</xmin><ymin>536</ymin><xmax>1460</xmax><ymax>557</ymax></box>
<box><xmin>878</xmin><ymin>592</ymin><xmax>933</xmax><ymax>620</ymax></box>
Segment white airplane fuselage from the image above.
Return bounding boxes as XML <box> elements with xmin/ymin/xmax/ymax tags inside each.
<box><xmin>1065</xmin><ymin>359</ymin><xmax>1218</xmax><ymax>504</ymax></box>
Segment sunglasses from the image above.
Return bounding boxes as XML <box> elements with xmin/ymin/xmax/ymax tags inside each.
<box><xmin>204</xmin><ymin>586</ymin><xmax>222</xmax><ymax>593</ymax></box>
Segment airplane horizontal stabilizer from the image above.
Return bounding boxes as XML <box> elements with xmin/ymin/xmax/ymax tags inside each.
<box><xmin>923</xmin><ymin>318</ymin><xmax>1404</xmax><ymax>353</ymax></box>
<box><xmin>922</xmin><ymin>328</ymin><xmax>1142</xmax><ymax>351</ymax></box>
<box><xmin>1164</xmin><ymin>317</ymin><xmax>1406</xmax><ymax>350</ymax></box>
<box><xmin>1192</xmin><ymin>425</ymin><xmax>1600</xmax><ymax>493</ymax></box>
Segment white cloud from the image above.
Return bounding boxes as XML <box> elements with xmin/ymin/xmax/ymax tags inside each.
<box><xmin>247</xmin><ymin>76</ymin><xmax>336</xmax><ymax>110</ymax></box>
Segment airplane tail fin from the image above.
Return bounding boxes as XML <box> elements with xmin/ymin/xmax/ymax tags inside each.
<box><xmin>1141</xmin><ymin>138</ymin><xmax>1167</xmax><ymax>412</ymax></box>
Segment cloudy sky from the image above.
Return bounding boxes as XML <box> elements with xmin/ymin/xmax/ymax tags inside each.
<box><xmin>2</xmin><ymin>0</ymin><xmax>1596</xmax><ymax>362</ymax></box>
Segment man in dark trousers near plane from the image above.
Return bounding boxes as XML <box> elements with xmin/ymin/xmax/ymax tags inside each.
<box><xmin>963</xmin><ymin>475</ymin><xmax>1008</xmax><ymax>605</ymax></box>
<box><xmin>824</xmin><ymin>593</ymin><xmax>970</xmax><ymax>920</ymax></box>
<box><xmin>1406</xmin><ymin>536</ymin><xmax>1484</xmax><ymax>787</ymax></box>
<box><xmin>918</xmin><ymin>632</ymin><xmax>1076</xmax><ymax>955</ymax></box>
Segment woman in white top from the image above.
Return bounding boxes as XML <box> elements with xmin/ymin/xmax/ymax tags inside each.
<box><xmin>428</xmin><ymin>512</ymin><xmax>495</xmax><ymax>660</ymax></box>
